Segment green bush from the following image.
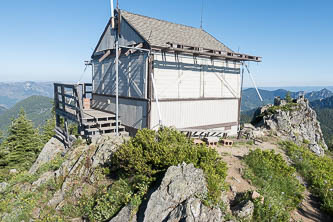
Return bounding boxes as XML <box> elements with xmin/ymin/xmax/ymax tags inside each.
<box><xmin>244</xmin><ymin>149</ymin><xmax>304</xmax><ymax>221</ymax></box>
<box><xmin>79</xmin><ymin>179</ymin><xmax>134</xmax><ymax>221</ymax></box>
<box><xmin>80</xmin><ymin>127</ymin><xmax>228</xmax><ymax>221</ymax></box>
<box><xmin>281</xmin><ymin>141</ymin><xmax>333</xmax><ymax>215</ymax></box>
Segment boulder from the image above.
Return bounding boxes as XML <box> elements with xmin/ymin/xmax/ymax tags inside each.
<box><xmin>0</xmin><ymin>182</ymin><xmax>8</xmax><ymax>193</ymax></box>
<box><xmin>142</xmin><ymin>163</ymin><xmax>224</xmax><ymax>222</ymax></box>
<box><xmin>29</xmin><ymin>137</ymin><xmax>66</xmax><ymax>174</ymax></box>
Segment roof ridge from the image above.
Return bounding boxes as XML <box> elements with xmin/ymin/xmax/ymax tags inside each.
<box><xmin>120</xmin><ymin>9</ymin><xmax>204</xmax><ymax>31</ymax></box>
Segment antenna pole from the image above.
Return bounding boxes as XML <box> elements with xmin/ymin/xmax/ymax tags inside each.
<box><xmin>110</xmin><ymin>0</ymin><xmax>114</xmax><ymax>17</ymax></box>
<box><xmin>200</xmin><ymin>0</ymin><xmax>204</xmax><ymax>29</ymax></box>
<box><xmin>110</xmin><ymin>0</ymin><xmax>115</xmax><ymax>28</ymax></box>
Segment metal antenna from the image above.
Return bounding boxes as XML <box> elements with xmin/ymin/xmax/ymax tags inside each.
<box><xmin>200</xmin><ymin>0</ymin><xmax>204</xmax><ymax>29</ymax></box>
<box><xmin>117</xmin><ymin>0</ymin><xmax>119</xmax><ymax>9</ymax></box>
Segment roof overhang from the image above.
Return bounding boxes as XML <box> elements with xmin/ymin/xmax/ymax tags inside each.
<box><xmin>152</xmin><ymin>42</ymin><xmax>262</xmax><ymax>62</ymax></box>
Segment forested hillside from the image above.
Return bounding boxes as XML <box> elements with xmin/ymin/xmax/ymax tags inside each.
<box><xmin>0</xmin><ymin>82</ymin><xmax>53</xmax><ymax>108</ymax></box>
<box><xmin>310</xmin><ymin>96</ymin><xmax>333</xmax><ymax>149</ymax></box>
<box><xmin>0</xmin><ymin>96</ymin><xmax>53</xmax><ymax>133</ymax></box>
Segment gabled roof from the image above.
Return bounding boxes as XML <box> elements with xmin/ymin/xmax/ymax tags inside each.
<box><xmin>120</xmin><ymin>10</ymin><xmax>233</xmax><ymax>53</ymax></box>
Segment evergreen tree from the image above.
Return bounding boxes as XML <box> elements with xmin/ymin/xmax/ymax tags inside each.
<box><xmin>0</xmin><ymin>145</ymin><xmax>8</xmax><ymax>168</ymax></box>
<box><xmin>2</xmin><ymin>108</ymin><xmax>42</xmax><ymax>170</ymax></box>
<box><xmin>285</xmin><ymin>91</ymin><xmax>292</xmax><ymax>103</ymax></box>
<box><xmin>41</xmin><ymin>117</ymin><xmax>56</xmax><ymax>144</ymax></box>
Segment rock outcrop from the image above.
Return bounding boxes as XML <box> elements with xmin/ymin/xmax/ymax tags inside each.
<box><xmin>111</xmin><ymin>163</ymin><xmax>226</xmax><ymax>222</ymax></box>
<box><xmin>47</xmin><ymin>135</ymin><xmax>126</xmax><ymax>208</ymax></box>
<box><xmin>252</xmin><ymin>96</ymin><xmax>327</xmax><ymax>155</ymax></box>
<box><xmin>29</xmin><ymin>137</ymin><xmax>66</xmax><ymax>174</ymax></box>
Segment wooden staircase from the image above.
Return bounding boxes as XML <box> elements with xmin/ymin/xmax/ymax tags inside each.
<box><xmin>81</xmin><ymin>109</ymin><xmax>126</xmax><ymax>136</ymax></box>
<box><xmin>54</xmin><ymin>83</ymin><xmax>127</xmax><ymax>147</ymax></box>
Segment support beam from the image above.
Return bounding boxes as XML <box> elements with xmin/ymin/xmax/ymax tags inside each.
<box><xmin>99</xmin><ymin>50</ymin><xmax>111</xmax><ymax>63</ymax></box>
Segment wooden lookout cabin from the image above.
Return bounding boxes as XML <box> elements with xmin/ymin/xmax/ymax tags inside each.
<box><xmin>54</xmin><ymin>9</ymin><xmax>261</xmax><ymax>144</ymax></box>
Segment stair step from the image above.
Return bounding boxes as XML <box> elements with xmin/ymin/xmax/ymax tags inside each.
<box><xmin>85</xmin><ymin>127</ymin><xmax>126</xmax><ymax>136</ymax></box>
<box><xmin>85</xmin><ymin>125</ymin><xmax>125</xmax><ymax>132</ymax></box>
<box><xmin>82</xmin><ymin>116</ymin><xmax>116</xmax><ymax>123</ymax></box>
<box><xmin>83</xmin><ymin>120</ymin><xmax>121</xmax><ymax>127</ymax></box>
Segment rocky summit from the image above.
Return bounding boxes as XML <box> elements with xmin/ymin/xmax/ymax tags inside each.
<box><xmin>250</xmin><ymin>96</ymin><xmax>327</xmax><ymax>155</ymax></box>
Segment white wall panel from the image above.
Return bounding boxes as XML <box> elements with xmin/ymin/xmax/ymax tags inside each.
<box><xmin>153</xmin><ymin>52</ymin><xmax>241</xmax><ymax>99</ymax></box>
<box><xmin>150</xmin><ymin>99</ymin><xmax>239</xmax><ymax>132</ymax></box>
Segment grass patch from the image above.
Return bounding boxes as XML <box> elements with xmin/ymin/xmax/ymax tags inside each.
<box><xmin>0</xmin><ymin>154</ymin><xmax>66</xmax><ymax>221</ymax></box>
<box><xmin>244</xmin><ymin>149</ymin><xmax>304</xmax><ymax>221</ymax></box>
<box><xmin>281</xmin><ymin>141</ymin><xmax>333</xmax><ymax>215</ymax></box>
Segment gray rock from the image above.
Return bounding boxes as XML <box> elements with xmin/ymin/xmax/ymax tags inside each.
<box><xmin>9</xmin><ymin>169</ymin><xmax>17</xmax><ymax>174</ymax></box>
<box><xmin>91</xmin><ymin>135</ymin><xmax>125</xmax><ymax>168</ymax></box>
<box><xmin>0</xmin><ymin>182</ymin><xmax>8</xmax><ymax>193</ymax></box>
<box><xmin>166</xmin><ymin>197</ymin><xmax>223</xmax><ymax>222</ymax></box>
<box><xmin>32</xmin><ymin>171</ymin><xmax>54</xmax><ymax>188</ymax></box>
<box><xmin>143</xmin><ymin>163</ymin><xmax>224</xmax><ymax>222</ymax></box>
<box><xmin>29</xmin><ymin>137</ymin><xmax>66</xmax><ymax>174</ymax></box>
<box><xmin>110</xmin><ymin>205</ymin><xmax>136</xmax><ymax>222</ymax></box>
<box><xmin>47</xmin><ymin>190</ymin><xmax>64</xmax><ymax>208</ymax></box>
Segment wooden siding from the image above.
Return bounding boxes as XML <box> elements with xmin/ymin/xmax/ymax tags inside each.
<box><xmin>92</xmin><ymin>94</ymin><xmax>148</xmax><ymax>129</ymax></box>
<box><xmin>94</xmin><ymin>19</ymin><xmax>145</xmax><ymax>56</ymax></box>
<box><xmin>153</xmin><ymin>52</ymin><xmax>241</xmax><ymax>99</ymax></box>
<box><xmin>150</xmin><ymin>99</ymin><xmax>239</xmax><ymax>135</ymax></box>
<box><xmin>92</xmin><ymin>52</ymin><xmax>148</xmax><ymax>99</ymax></box>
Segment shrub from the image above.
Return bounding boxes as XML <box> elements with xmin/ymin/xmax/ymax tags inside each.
<box><xmin>244</xmin><ymin>149</ymin><xmax>304</xmax><ymax>221</ymax></box>
<box><xmin>281</xmin><ymin>141</ymin><xmax>333</xmax><ymax>215</ymax></box>
<box><xmin>80</xmin><ymin>127</ymin><xmax>228</xmax><ymax>221</ymax></box>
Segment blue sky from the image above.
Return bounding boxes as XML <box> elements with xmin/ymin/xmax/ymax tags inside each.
<box><xmin>0</xmin><ymin>0</ymin><xmax>332</xmax><ymax>87</ymax></box>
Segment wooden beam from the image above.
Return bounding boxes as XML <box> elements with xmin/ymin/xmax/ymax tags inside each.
<box><xmin>99</xmin><ymin>50</ymin><xmax>111</xmax><ymax>62</ymax></box>
<box><xmin>162</xmin><ymin>42</ymin><xmax>262</xmax><ymax>62</ymax></box>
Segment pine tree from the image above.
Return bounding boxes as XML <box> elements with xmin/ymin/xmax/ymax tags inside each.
<box><xmin>41</xmin><ymin>117</ymin><xmax>56</xmax><ymax>144</ymax></box>
<box><xmin>2</xmin><ymin>108</ymin><xmax>42</xmax><ymax>170</ymax></box>
<box><xmin>0</xmin><ymin>145</ymin><xmax>8</xmax><ymax>168</ymax></box>
<box><xmin>285</xmin><ymin>91</ymin><xmax>292</xmax><ymax>103</ymax></box>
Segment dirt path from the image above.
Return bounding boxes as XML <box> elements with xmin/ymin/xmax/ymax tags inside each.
<box><xmin>214</xmin><ymin>138</ymin><xmax>332</xmax><ymax>222</ymax></box>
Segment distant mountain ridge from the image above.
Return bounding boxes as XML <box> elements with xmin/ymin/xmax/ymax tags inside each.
<box><xmin>241</xmin><ymin>88</ymin><xmax>333</xmax><ymax>111</ymax></box>
<box><xmin>310</xmin><ymin>95</ymin><xmax>333</xmax><ymax>109</ymax></box>
<box><xmin>0</xmin><ymin>105</ymin><xmax>7</xmax><ymax>115</ymax></box>
<box><xmin>0</xmin><ymin>95</ymin><xmax>53</xmax><ymax>133</ymax></box>
<box><xmin>0</xmin><ymin>81</ymin><xmax>54</xmax><ymax>108</ymax></box>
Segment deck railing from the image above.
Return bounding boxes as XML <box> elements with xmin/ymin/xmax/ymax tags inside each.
<box><xmin>54</xmin><ymin>83</ymin><xmax>92</xmax><ymax>121</ymax></box>
<box><xmin>53</xmin><ymin>83</ymin><xmax>92</xmax><ymax>146</ymax></box>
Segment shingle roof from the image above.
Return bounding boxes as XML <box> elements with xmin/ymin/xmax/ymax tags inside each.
<box><xmin>120</xmin><ymin>10</ymin><xmax>233</xmax><ymax>53</ymax></box>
